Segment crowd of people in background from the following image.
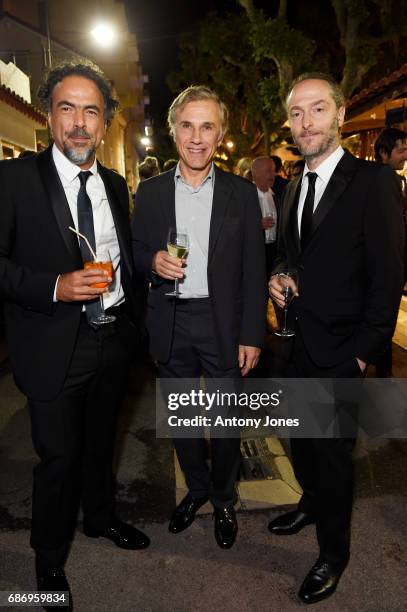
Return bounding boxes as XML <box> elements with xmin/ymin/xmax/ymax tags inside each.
<box><xmin>138</xmin><ymin>151</ymin><xmax>312</xmax><ymax>185</ymax></box>
<box><xmin>135</xmin><ymin>130</ymin><xmax>406</xmax><ymax>307</ymax></box>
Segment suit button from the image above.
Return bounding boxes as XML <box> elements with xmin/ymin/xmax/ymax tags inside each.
<box><xmin>298</xmin><ymin>264</ymin><xmax>304</xmax><ymax>270</ymax></box>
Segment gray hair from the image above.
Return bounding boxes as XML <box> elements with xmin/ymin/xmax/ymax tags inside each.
<box><xmin>167</xmin><ymin>85</ymin><xmax>229</xmax><ymax>138</ymax></box>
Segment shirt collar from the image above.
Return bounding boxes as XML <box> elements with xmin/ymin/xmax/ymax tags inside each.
<box><xmin>256</xmin><ymin>186</ymin><xmax>275</xmax><ymax>197</ymax></box>
<box><xmin>52</xmin><ymin>143</ymin><xmax>98</xmax><ymax>183</ymax></box>
<box><xmin>174</xmin><ymin>162</ymin><xmax>215</xmax><ymax>188</ymax></box>
<box><xmin>302</xmin><ymin>146</ymin><xmax>344</xmax><ymax>185</ymax></box>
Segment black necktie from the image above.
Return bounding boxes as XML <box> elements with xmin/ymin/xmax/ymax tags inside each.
<box><xmin>77</xmin><ymin>171</ymin><xmax>101</xmax><ymax>319</ymax></box>
<box><xmin>300</xmin><ymin>172</ymin><xmax>318</xmax><ymax>251</ymax></box>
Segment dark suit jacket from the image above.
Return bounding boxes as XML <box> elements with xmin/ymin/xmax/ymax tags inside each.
<box><xmin>273</xmin><ymin>175</ymin><xmax>289</xmax><ymax>201</ymax></box>
<box><xmin>273</xmin><ymin>150</ymin><xmax>405</xmax><ymax>367</ymax></box>
<box><xmin>131</xmin><ymin>166</ymin><xmax>267</xmax><ymax>368</ymax></box>
<box><xmin>0</xmin><ymin>146</ymin><xmax>143</xmax><ymax>401</ymax></box>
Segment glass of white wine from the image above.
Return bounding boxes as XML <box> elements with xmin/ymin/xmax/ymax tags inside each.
<box><xmin>273</xmin><ymin>268</ymin><xmax>298</xmax><ymax>337</ymax></box>
<box><xmin>165</xmin><ymin>227</ymin><xmax>189</xmax><ymax>297</ymax></box>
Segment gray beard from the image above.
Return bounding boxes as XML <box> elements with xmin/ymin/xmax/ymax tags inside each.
<box><xmin>298</xmin><ymin>132</ymin><xmax>337</xmax><ymax>162</ymax></box>
<box><xmin>63</xmin><ymin>143</ymin><xmax>96</xmax><ymax>165</ymax></box>
<box><xmin>295</xmin><ymin>117</ymin><xmax>340</xmax><ymax>163</ymax></box>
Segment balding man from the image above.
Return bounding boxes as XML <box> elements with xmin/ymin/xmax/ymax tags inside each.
<box><xmin>251</xmin><ymin>157</ymin><xmax>279</xmax><ymax>278</ymax></box>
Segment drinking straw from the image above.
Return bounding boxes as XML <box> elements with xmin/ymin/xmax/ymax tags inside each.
<box><xmin>68</xmin><ymin>226</ymin><xmax>97</xmax><ymax>261</ymax></box>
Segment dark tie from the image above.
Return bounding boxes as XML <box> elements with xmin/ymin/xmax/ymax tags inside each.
<box><xmin>300</xmin><ymin>172</ymin><xmax>318</xmax><ymax>251</ymax></box>
<box><xmin>77</xmin><ymin>171</ymin><xmax>101</xmax><ymax>320</ymax></box>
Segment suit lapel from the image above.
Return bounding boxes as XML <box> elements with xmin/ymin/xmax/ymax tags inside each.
<box><xmin>208</xmin><ymin>167</ymin><xmax>232</xmax><ymax>264</ymax></box>
<box><xmin>283</xmin><ymin>176</ymin><xmax>302</xmax><ymax>255</ymax></box>
<box><xmin>306</xmin><ymin>151</ymin><xmax>360</xmax><ymax>249</ymax></box>
<box><xmin>98</xmin><ymin>163</ymin><xmax>133</xmax><ymax>278</ymax></box>
<box><xmin>159</xmin><ymin>169</ymin><xmax>176</xmax><ymax>233</ymax></box>
<box><xmin>36</xmin><ymin>147</ymin><xmax>82</xmax><ymax>266</ymax></box>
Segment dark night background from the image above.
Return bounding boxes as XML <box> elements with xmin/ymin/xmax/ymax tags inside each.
<box><xmin>124</xmin><ymin>1</ymin><xmax>241</xmax><ymax>126</ymax></box>
<box><xmin>123</xmin><ymin>0</ymin><xmax>340</xmax><ymax>156</ymax></box>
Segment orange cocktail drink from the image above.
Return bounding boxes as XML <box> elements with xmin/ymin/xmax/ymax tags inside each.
<box><xmin>84</xmin><ymin>260</ymin><xmax>113</xmax><ymax>288</ymax></box>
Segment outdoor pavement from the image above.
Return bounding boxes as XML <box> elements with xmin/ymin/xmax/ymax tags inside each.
<box><xmin>1</xmin><ymin>337</ymin><xmax>407</xmax><ymax>611</ymax></box>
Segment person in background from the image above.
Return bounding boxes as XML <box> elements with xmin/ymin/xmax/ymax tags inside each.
<box><xmin>374</xmin><ymin>127</ymin><xmax>407</xmax><ymax>176</ymax></box>
<box><xmin>163</xmin><ymin>158</ymin><xmax>178</xmax><ymax>172</ymax></box>
<box><xmin>290</xmin><ymin>158</ymin><xmax>305</xmax><ymax>180</ymax></box>
<box><xmin>138</xmin><ymin>155</ymin><xmax>160</xmax><ymax>181</ymax></box>
<box><xmin>270</xmin><ymin>154</ymin><xmax>289</xmax><ymax>199</ymax></box>
<box><xmin>373</xmin><ymin>127</ymin><xmax>407</xmax><ymax>376</ymax></box>
<box><xmin>251</xmin><ymin>156</ymin><xmax>279</xmax><ymax>279</ymax></box>
<box><xmin>18</xmin><ymin>149</ymin><xmax>36</xmax><ymax>159</ymax></box>
<box><xmin>234</xmin><ymin>156</ymin><xmax>253</xmax><ymax>177</ymax></box>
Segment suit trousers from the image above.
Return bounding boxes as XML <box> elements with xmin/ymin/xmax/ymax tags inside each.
<box><xmin>158</xmin><ymin>298</ymin><xmax>241</xmax><ymax>508</ymax></box>
<box><xmin>29</xmin><ymin>312</ymin><xmax>131</xmax><ymax>570</ymax></box>
<box><xmin>282</xmin><ymin>326</ymin><xmax>363</xmax><ymax>568</ymax></box>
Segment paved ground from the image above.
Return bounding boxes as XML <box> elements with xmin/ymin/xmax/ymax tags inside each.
<box><xmin>1</xmin><ymin>344</ymin><xmax>407</xmax><ymax>611</ymax></box>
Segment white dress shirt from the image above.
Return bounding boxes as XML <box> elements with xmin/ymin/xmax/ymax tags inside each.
<box><xmin>297</xmin><ymin>146</ymin><xmax>345</xmax><ymax>235</ymax></box>
<box><xmin>256</xmin><ymin>187</ymin><xmax>277</xmax><ymax>243</ymax></box>
<box><xmin>52</xmin><ymin>144</ymin><xmax>124</xmax><ymax>309</ymax></box>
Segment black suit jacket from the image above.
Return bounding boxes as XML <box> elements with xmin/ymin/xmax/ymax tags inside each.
<box><xmin>131</xmin><ymin>166</ymin><xmax>267</xmax><ymax>367</ymax></box>
<box><xmin>0</xmin><ymin>147</ymin><xmax>143</xmax><ymax>400</ymax></box>
<box><xmin>273</xmin><ymin>151</ymin><xmax>405</xmax><ymax>366</ymax></box>
<box><xmin>273</xmin><ymin>175</ymin><xmax>289</xmax><ymax>201</ymax></box>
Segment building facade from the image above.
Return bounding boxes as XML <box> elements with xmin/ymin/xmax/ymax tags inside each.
<box><xmin>0</xmin><ymin>58</ymin><xmax>46</xmax><ymax>158</ymax></box>
<box><xmin>0</xmin><ymin>0</ymin><xmax>148</xmax><ymax>190</ymax></box>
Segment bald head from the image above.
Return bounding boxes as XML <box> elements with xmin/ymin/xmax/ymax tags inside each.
<box><xmin>251</xmin><ymin>157</ymin><xmax>276</xmax><ymax>192</ymax></box>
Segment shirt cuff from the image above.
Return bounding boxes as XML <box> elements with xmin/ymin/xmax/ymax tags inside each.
<box><xmin>53</xmin><ymin>275</ymin><xmax>61</xmax><ymax>302</ymax></box>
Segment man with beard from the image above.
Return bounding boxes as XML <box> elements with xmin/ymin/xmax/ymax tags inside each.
<box><xmin>0</xmin><ymin>61</ymin><xmax>149</xmax><ymax>607</ymax></box>
<box><xmin>268</xmin><ymin>73</ymin><xmax>404</xmax><ymax>604</ymax></box>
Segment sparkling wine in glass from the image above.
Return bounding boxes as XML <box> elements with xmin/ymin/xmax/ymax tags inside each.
<box><xmin>165</xmin><ymin>228</ymin><xmax>189</xmax><ymax>297</ymax></box>
<box><xmin>274</xmin><ymin>268</ymin><xmax>298</xmax><ymax>337</ymax></box>
<box><xmin>84</xmin><ymin>249</ymin><xmax>116</xmax><ymax>325</ymax></box>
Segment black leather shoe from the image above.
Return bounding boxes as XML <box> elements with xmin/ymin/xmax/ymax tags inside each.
<box><xmin>83</xmin><ymin>518</ymin><xmax>150</xmax><ymax>550</ymax></box>
<box><xmin>268</xmin><ymin>510</ymin><xmax>315</xmax><ymax>535</ymax></box>
<box><xmin>298</xmin><ymin>559</ymin><xmax>346</xmax><ymax>604</ymax></box>
<box><xmin>36</xmin><ymin>567</ymin><xmax>72</xmax><ymax>610</ymax></box>
<box><xmin>168</xmin><ymin>493</ymin><xmax>209</xmax><ymax>533</ymax></box>
<box><xmin>214</xmin><ymin>506</ymin><xmax>238</xmax><ymax>549</ymax></box>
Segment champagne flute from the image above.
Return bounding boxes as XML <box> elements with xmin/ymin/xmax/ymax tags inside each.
<box><xmin>274</xmin><ymin>268</ymin><xmax>298</xmax><ymax>337</ymax></box>
<box><xmin>83</xmin><ymin>249</ymin><xmax>116</xmax><ymax>325</ymax></box>
<box><xmin>165</xmin><ymin>228</ymin><xmax>189</xmax><ymax>297</ymax></box>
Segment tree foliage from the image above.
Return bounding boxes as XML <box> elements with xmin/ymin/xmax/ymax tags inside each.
<box><xmin>168</xmin><ymin>0</ymin><xmax>407</xmax><ymax>158</ymax></box>
<box><xmin>332</xmin><ymin>0</ymin><xmax>407</xmax><ymax>97</ymax></box>
<box><xmin>168</xmin><ymin>11</ymin><xmax>276</xmax><ymax>157</ymax></box>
